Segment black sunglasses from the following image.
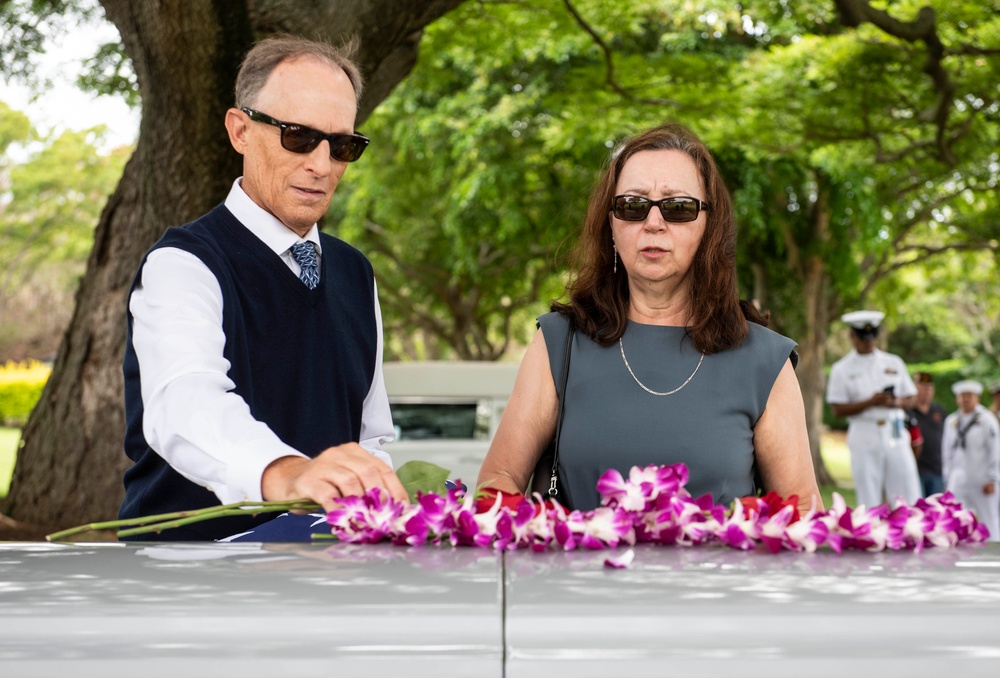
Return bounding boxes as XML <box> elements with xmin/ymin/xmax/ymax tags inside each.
<box><xmin>611</xmin><ymin>195</ymin><xmax>710</xmax><ymax>223</ymax></box>
<box><xmin>241</xmin><ymin>108</ymin><xmax>370</xmax><ymax>162</ymax></box>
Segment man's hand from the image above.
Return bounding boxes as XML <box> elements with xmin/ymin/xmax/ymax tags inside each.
<box><xmin>869</xmin><ymin>390</ymin><xmax>895</xmax><ymax>408</ymax></box>
<box><xmin>261</xmin><ymin>443</ymin><xmax>408</xmax><ymax>512</ymax></box>
<box><xmin>831</xmin><ymin>390</ymin><xmax>896</xmax><ymax>418</ymax></box>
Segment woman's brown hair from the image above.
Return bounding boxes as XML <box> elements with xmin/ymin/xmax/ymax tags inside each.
<box><xmin>553</xmin><ymin>122</ymin><xmax>765</xmax><ymax>353</ymax></box>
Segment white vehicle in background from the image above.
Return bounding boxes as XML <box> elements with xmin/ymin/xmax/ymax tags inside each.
<box><xmin>382</xmin><ymin>361</ymin><xmax>519</xmax><ymax>490</ymax></box>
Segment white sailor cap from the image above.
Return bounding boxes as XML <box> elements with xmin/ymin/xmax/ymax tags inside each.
<box><xmin>951</xmin><ymin>380</ymin><xmax>983</xmax><ymax>396</ymax></box>
<box><xmin>841</xmin><ymin>310</ymin><xmax>885</xmax><ymax>330</ymax></box>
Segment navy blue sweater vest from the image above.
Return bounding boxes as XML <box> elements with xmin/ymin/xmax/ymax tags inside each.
<box><xmin>120</xmin><ymin>204</ymin><xmax>377</xmax><ymax>540</ymax></box>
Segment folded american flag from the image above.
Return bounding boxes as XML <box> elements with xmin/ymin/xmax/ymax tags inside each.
<box><xmin>219</xmin><ymin>512</ymin><xmax>328</xmax><ymax>542</ymax></box>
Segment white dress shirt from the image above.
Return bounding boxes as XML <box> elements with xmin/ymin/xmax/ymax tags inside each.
<box><xmin>942</xmin><ymin>403</ymin><xmax>1000</xmax><ymax>541</ymax></box>
<box><xmin>825</xmin><ymin>348</ymin><xmax>917</xmax><ymax>423</ymax></box>
<box><xmin>129</xmin><ymin>178</ymin><xmax>395</xmax><ymax>505</ymax></box>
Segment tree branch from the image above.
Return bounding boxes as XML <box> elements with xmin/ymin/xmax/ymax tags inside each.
<box><xmin>833</xmin><ymin>0</ymin><xmax>960</xmax><ymax>164</ymax></box>
<box><xmin>561</xmin><ymin>0</ymin><xmax>682</xmax><ymax>108</ymax></box>
<box><xmin>878</xmin><ymin>241</ymin><xmax>1000</xmax><ymax>279</ymax></box>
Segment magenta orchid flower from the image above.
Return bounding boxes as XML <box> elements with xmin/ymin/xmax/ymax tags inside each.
<box><xmin>325</xmin><ymin>463</ymin><xmax>989</xmax><ymax>556</ymax></box>
<box><xmin>604</xmin><ymin>548</ymin><xmax>635</xmax><ymax>569</ymax></box>
<box><xmin>784</xmin><ymin>515</ymin><xmax>829</xmax><ymax>553</ymax></box>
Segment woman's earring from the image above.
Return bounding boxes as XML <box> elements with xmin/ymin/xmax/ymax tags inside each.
<box><xmin>613</xmin><ymin>243</ymin><xmax>618</xmax><ymax>274</ymax></box>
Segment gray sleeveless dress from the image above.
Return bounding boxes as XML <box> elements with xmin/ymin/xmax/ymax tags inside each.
<box><xmin>538</xmin><ymin>312</ymin><xmax>797</xmax><ymax>511</ymax></box>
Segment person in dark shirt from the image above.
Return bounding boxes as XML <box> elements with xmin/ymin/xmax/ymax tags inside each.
<box><xmin>476</xmin><ymin>123</ymin><xmax>821</xmax><ymax>514</ymax></box>
<box><xmin>908</xmin><ymin>371</ymin><xmax>948</xmax><ymax>496</ymax></box>
<box><xmin>120</xmin><ymin>36</ymin><xmax>407</xmax><ymax>540</ymax></box>
<box><xmin>989</xmin><ymin>380</ymin><xmax>1000</xmax><ymax>421</ymax></box>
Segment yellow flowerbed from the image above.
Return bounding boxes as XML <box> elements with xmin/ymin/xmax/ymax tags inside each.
<box><xmin>0</xmin><ymin>360</ymin><xmax>51</xmax><ymax>427</ymax></box>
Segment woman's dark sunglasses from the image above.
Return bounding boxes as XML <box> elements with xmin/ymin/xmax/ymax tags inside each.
<box><xmin>241</xmin><ymin>108</ymin><xmax>370</xmax><ymax>162</ymax></box>
<box><xmin>611</xmin><ymin>195</ymin><xmax>710</xmax><ymax>223</ymax></box>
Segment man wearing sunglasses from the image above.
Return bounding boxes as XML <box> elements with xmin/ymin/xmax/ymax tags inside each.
<box><xmin>119</xmin><ymin>36</ymin><xmax>406</xmax><ymax>541</ymax></box>
<box><xmin>826</xmin><ymin>310</ymin><xmax>921</xmax><ymax>508</ymax></box>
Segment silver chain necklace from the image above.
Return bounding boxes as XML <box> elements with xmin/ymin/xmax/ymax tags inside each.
<box><xmin>619</xmin><ymin>337</ymin><xmax>705</xmax><ymax>396</ymax></box>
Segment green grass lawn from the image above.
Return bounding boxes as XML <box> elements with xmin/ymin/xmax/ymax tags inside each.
<box><xmin>0</xmin><ymin>427</ymin><xmax>20</xmax><ymax>499</ymax></box>
<box><xmin>819</xmin><ymin>429</ymin><xmax>856</xmax><ymax>509</ymax></box>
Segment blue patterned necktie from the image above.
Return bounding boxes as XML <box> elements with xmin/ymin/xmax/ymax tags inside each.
<box><xmin>289</xmin><ymin>241</ymin><xmax>320</xmax><ymax>290</ymax></box>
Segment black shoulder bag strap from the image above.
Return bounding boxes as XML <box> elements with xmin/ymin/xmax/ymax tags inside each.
<box><xmin>545</xmin><ymin>320</ymin><xmax>574</xmax><ymax>499</ymax></box>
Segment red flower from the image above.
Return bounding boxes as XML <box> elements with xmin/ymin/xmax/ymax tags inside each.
<box><xmin>739</xmin><ymin>491</ymin><xmax>801</xmax><ymax>524</ymax></box>
<box><xmin>474</xmin><ymin>490</ymin><xmax>561</xmax><ymax>516</ymax></box>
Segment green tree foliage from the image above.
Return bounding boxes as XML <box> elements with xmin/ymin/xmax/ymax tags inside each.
<box><xmin>735</xmin><ymin>0</ymin><xmax>999</xmax><ymax>291</ymax></box>
<box><xmin>333</xmin><ymin>0</ymin><xmax>997</xmax><ymax>485</ymax></box>
<box><xmin>76</xmin><ymin>39</ymin><xmax>138</xmax><ymax>107</ymax></box>
<box><xmin>893</xmin><ymin>250</ymin><xmax>1000</xmax><ymax>379</ymax></box>
<box><xmin>340</xmin><ymin>0</ymin><xmax>998</xmax><ymax>358</ymax></box>
<box><xmin>340</xmin><ymin>0</ymin><xmax>782</xmax><ymax>358</ymax></box>
<box><xmin>1</xmin><ymin>114</ymin><xmax>127</xmax><ymax>290</ymax></box>
<box><xmin>1</xmin><ymin>0</ymin><xmax>138</xmax><ymax>108</ymax></box>
<box><xmin>0</xmin><ymin>0</ymin><xmax>97</xmax><ymax>86</ymax></box>
<box><xmin>0</xmin><ymin>101</ymin><xmax>128</xmax><ymax>359</ymax></box>
<box><xmin>338</xmin><ymin>2</ymin><xmax>627</xmax><ymax>359</ymax></box>
<box><xmin>0</xmin><ymin>100</ymin><xmax>32</xmax><ymax>173</ymax></box>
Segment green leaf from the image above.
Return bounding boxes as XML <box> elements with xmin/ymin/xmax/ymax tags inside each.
<box><xmin>396</xmin><ymin>460</ymin><xmax>451</xmax><ymax>502</ymax></box>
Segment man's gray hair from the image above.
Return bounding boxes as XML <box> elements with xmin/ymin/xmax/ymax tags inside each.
<box><xmin>234</xmin><ymin>35</ymin><xmax>364</xmax><ymax>109</ymax></box>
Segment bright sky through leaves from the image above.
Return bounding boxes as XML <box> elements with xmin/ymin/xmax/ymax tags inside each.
<box><xmin>3</xmin><ymin>18</ymin><xmax>136</xmax><ymax>151</ymax></box>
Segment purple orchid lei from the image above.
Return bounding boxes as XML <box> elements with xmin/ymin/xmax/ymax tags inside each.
<box><xmin>325</xmin><ymin>463</ymin><xmax>990</xmax><ymax>556</ymax></box>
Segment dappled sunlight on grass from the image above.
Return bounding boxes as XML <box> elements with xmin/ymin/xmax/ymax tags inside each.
<box><xmin>821</xmin><ymin>429</ymin><xmax>852</xmax><ymax>482</ymax></box>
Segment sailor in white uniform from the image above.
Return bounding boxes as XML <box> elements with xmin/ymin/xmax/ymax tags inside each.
<box><xmin>942</xmin><ymin>380</ymin><xmax>1000</xmax><ymax>541</ymax></box>
<box><xmin>826</xmin><ymin>310</ymin><xmax>921</xmax><ymax>508</ymax></box>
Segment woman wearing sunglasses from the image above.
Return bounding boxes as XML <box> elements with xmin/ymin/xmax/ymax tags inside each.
<box><xmin>477</xmin><ymin>123</ymin><xmax>821</xmax><ymax>515</ymax></box>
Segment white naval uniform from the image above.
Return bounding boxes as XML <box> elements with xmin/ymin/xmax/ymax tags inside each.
<box><xmin>826</xmin><ymin>348</ymin><xmax>920</xmax><ymax>508</ymax></box>
<box><xmin>942</xmin><ymin>403</ymin><xmax>1000</xmax><ymax>541</ymax></box>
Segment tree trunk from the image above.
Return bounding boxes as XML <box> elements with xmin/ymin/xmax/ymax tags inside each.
<box><xmin>797</xmin><ymin>177</ymin><xmax>837</xmax><ymax>488</ymax></box>
<box><xmin>3</xmin><ymin>0</ymin><xmax>465</xmax><ymax>528</ymax></box>
<box><xmin>798</xmin><ymin>255</ymin><xmax>834</xmax><ymax>487</ymax></box>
